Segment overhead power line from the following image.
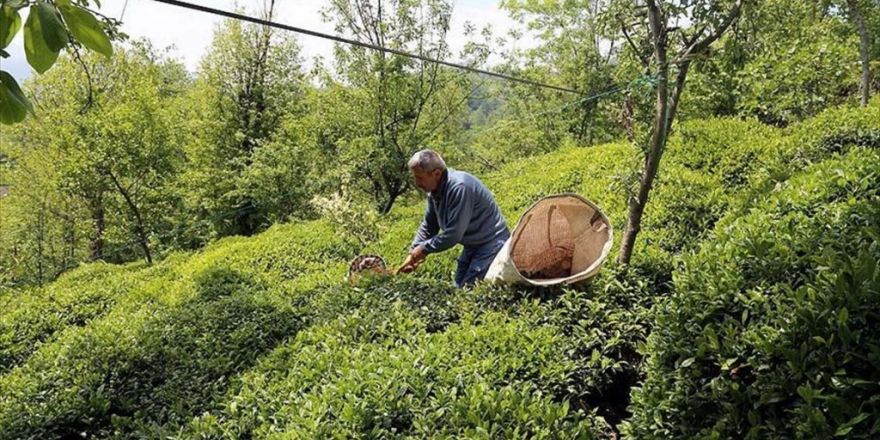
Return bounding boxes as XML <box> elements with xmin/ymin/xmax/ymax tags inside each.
<box><xmin>150</xmin><ymin>0</ymin><xmax>585</xmax><ymax>95</ymax></box>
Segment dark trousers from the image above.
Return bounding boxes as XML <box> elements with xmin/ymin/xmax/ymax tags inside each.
<box><xmin>454</xmin><ymin>233</ymin><xmax>509</xmax><ymax>288</ymax></box>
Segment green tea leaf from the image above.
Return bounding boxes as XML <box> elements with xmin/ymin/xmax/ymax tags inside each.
<box><xmin>797</xmin><ymin>385</ymin><xmax>815</xmax><ymax>404</ymax></box>
<box><xmin>835</xmin><ymin>412</ymin><xmax>870</xmax><ymax>436</ymax></box>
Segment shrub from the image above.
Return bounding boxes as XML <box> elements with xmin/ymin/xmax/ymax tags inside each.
<box><xmin>0</xmin><ymin>271</ymin><xmax>302</xmax><ymax>439</ymax></box>
<box><xmin>0</xmin><ymin>220</ymin><xmax>353</xmax><ymax>439</ymax></box>
<box><xmin>0</xmin><ymin>262</ymin><xmax>158</xmax><ymax>374</ymax></box>
<box><xmin>785</xmin><ymin>101</ymin><xmax>880</xmax><ymax>165</ymax></box>
<box><xmin>624</xmin><ymin>148</ymin><xmax>880</xmax><ymax>438</ymax></box>
<box><xmin>182</xmin><ymin>284</ymin><xmax>603</xmax><ymax>439</ymax></box>
<box><xmin>4</xmin><ymin>103</ymin><xmax>878</xmax><ymax>439</ymax></box>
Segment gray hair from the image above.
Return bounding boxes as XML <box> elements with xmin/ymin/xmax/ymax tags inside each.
<box><xmin>407</xmin><ymin>149</ymin><xmax>446</xmax><ymax>172</ymax></box>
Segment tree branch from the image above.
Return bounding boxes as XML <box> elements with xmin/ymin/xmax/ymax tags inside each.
<box><xmin>618</xmin><ymin>15</ymin><xmax>650</xmax><ymax>68</ymax></box>
<box><xmin>676</xmin><ymin>0</ymin><xmax>743</xmax><ymax>63</ymax></box>
<box><xmin>70</xmin><ymin>45</ymin><xmax>95</xmax><ymax>114</ymax></box>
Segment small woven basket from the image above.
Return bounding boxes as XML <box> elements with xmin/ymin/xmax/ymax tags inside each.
<box><xmin>347</xmin><ymin>254</ymin><xmax>389</xmax><ymax>282</ymax></box>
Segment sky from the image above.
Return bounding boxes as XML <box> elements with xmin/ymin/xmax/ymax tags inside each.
<box><xmin>2</xmin><ymin>0</ymin><xmax>533</xmax><ymax>82</ymax></box>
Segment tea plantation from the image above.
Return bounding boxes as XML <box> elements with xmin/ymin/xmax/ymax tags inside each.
<box><xmin>1</xmin><ymin>101</ymin><xmax>878</xmax><ymax>439</ymax></box>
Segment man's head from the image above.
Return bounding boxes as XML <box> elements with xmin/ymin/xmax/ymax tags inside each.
<box><xmin>408</xmin><ymin>149</ymin><xmax>446</xmax><ymax>193</ymax></box>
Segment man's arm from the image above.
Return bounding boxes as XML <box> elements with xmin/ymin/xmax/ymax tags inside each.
<box><xmin>423</xmin><ymin>184</ymin><xmax>474</xmax><ymax>254</ymax></box>
<box><xmin>400</xmin><ymin>203</ymin><xmax>438</xmax><ymax>274</ymax></box>
<box><xmin>411</xmin><ymin>201</ymin><xmax>439</xmax><ymax>250</ymax></box>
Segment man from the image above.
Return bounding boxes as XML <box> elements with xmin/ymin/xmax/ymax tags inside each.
<box><xmin>398</xmin><ymin>150</ymin><xmax>510</xmax><ymax>288</ymax></box>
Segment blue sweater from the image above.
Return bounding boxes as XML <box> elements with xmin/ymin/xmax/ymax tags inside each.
<box><xmin>411</xmin><ymin>169</ymin><xmax>509</xmax><ymax>254</ymax></box>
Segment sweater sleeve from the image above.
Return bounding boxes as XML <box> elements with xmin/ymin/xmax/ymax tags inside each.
<box><xmin>423</xmin><ymin>184</ymin><xmax>473</xmax><ymax>254</ymax></box>
<box><xmin>411</xmin><ymin>201</ymin><xmax>439</xmax><ymax>250</ymax></box>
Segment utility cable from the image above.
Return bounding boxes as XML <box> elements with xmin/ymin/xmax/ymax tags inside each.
<box><xmin>150</xmin><ymin>0</ymin><xmax>585</xmax><ymax>95</ymax></box>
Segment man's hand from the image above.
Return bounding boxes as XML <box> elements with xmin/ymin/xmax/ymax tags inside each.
<box><xmin>398</xmin><ymin>245</ymin><xmax>427</xmax><ymax>274</ymax></box>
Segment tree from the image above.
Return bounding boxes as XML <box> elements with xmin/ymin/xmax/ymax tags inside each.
<box><xmin>610</xmin><ymin>0</ymin><xmax>745</xmax><ymax>265</ymax></box>
<box><xmin>843</xmin><ymin>0</ymin><xmax>875</xmax><ymax>105</ymax></box>
<box><xmin>322</xmin><ymin>0</ymin><xmax>471</xmax><ymax>214</ymax></box>
<box><xmin>0</xmin><ymin>42</ymin><xmax>187</xmax><ymax>283</ymax></box>
<box><xmin>501</xmin><ymin>0</ymin><xmax>620</xmax><ymax>145</ymax></box>
<box><xmin>179</xmin><ymin>0</ymin><xmax>306</xmax><ymax>239</ymax></box>
<box><xmin>0</xmin><ymin>137</ymin><xmax>84</xmax><ymax>285</ymax></box>
<box><xmin>680</xmin><ymin>0</ymin><xmax>864</xmax><ymax>124</ymax></box>
<box><xmin>0</xmin><ymin>0</ymin><xmax>118</xmax><ymax>124</ymax></box>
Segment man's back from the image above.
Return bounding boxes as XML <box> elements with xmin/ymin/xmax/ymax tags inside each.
<box><xmin>428</xmin><ymin>169</ymin><xmax>508</xmax><ymax>248</ymax></box>
<box><xmin>412</xmin><ymin>169</ymin><xmax>508</xmax><ymax>254</ymax></box>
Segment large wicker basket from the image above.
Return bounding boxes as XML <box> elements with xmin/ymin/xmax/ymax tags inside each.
<box><xmin>486</xmin><ymin>194</ymin><xmax>613</xmax><ymax>286</ymax></box>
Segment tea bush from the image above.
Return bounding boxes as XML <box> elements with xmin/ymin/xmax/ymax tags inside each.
<box><xmin>180</xmin><ymin>279</ymin><xmax>604</xmax><ymax>439</ymax></box>
<box><xmin>786</xmin><ymin>99</ymin><xmax>880</xmax><ymax>164</ymax></box>
<box><xmin>731</xmin><ymin>100</ymin><xmax>880</xmax><ymax>213</ymax></box>
<box><xmin>1</xmin><ymin>102</ymin><xmax>878</xmax><ymax>439</ymax></box>
<box><xmin>457</xmin><ymin>271</ymin><xmax>657</xmax><ymax>430</ymax></box>
<box><xmin>0</xmin><ymin>260</ymin><xmax>163</xmax><ymax>374</ymax></box>
<box><xmin>0</xmin><ymin>267</ymin><xmax>303</xmax><ymax>439</ymax></box>
<box><xmin>624</xmin><ymin>148</ymin><xmax>880</xmax><ymax>438</ymax></box>
<box><xmin>0</xmin><ymin>221</ymin><xmax>353</xmax><ymax>439</ymax></box>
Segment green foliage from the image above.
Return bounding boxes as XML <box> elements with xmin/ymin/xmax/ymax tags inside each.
<box><xmin>57</xmin><ymin>0</ymin><xmax>112</xmax><ymax>57</ymax></box>
<box><xmin>314</xmin><ymin>0</ymin><xmax>470</xmax><ymax>213</ymax></box>
<box><xmin>193</xmin><ymin>265</ymin><xmax>263</xmax><ymax>301</ymax></box>
<box><xmin>785</xmin><ymin>97</ymin><xmax>880</xmax><ymax>163</ymax></box>
<box><xmin>4</xmin><ymin>0</ymin><xmax>871</xmax><ymax>286</ymax></box>
<box><xmin>181</xmin><ymin>279</ymin><xmax>602</xmax><ymax>439</ymax></box>
<box><xmin>0</xmin><ymin>280</ymin><xmax>302</xmax><ymax>439</ymax></box>
<box><xmin>0</xmin><ymin>16</ymin><xmax>877</xmax><ymax>434</ymax></box>
<box><xmin>4</xmin><ymin>113</ymin><xmax>753</xmax><ymax>438</ymax></box>
<box><xmin>23</xmin><ymin>2</ymin><xmax>68</xmax><ymax>73</ymax></box>
<box><xmin>176</xmin><ymin>10</ymin><xmax>307</xmax><ymax>239</ymax></box>
<box><xmin>0</xmin><ymin>42</ymin><xmax>188</xmax><ymax>284</ymax></box>
<box><xmin>1</xmin><ymin>0</ymin><xmax>116</xmax><ymax>124</ymax></box>
<box><xmin>0</xmin><ymin>220</ymin><xmax>351</xmax><ymax>439</ymax></box>
<box><xmin>498</xmin><ymin>0</ymin><xmax>621</xmax><ymax>147</ymax></box>
<box><xmin>683</xmin><ymin>0</ymin><xmax>865</xmax><ymax>124</ymax></box>
<box><xmin>738</xmin><ymin>30</ymin><xmax>857</xmax><ymax>124</ymax></box>
<box><xmin>0</xmin><ymin>261</ymin><xmax>148</xmax><ymax>374</ymax></box>
<box><xmin>0</xmin><ymin>4</ymin><xmax>22</xmax><ymax>49</ymax></box>
<box><xmin>0</xmin><ymin>70</ymin><xmax>31</xmax><ymax>124</ymax></box>
<box><xmin>0</xmin><ymin>2</ymin><xmax>876</xmax><ymax>438</ymax></box>
<box><xmin>624</xmin><ymin>148</ymin><xmax>880</xmax><ymax>438</ymax></box>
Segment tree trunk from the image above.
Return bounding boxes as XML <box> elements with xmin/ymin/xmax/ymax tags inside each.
<box><xmin>619</xmin><ymin>0</ymin><xmax>669</xmax><ymax>266</ymax></box>
<box><xmin>89</xmin><ymin>193</ymin><xmax>105</xmax><ymax>261</ymax></box>
<box><xmin>848</xmin><ymin>0</ymin><xmax>873</xmax><ymax>106</ymax></box>
<box><xmin>379</xmin><ymin>173</ymin><xmax>404</xmax><ymax>215</ymax></box>
<box><xmin>65</xmin><ymin>210</ymin><xmax>76</xmax><ymax>274</ymax></box>
<box><xmin>617</xmin><ymin>62</ymin><xmax>695</xmax><ymax>265</ymax></box>
<box><xmin>617</xmin><ymin>0</ymin><xmax>741</xmax><ymax>266</ymax></box>
<box><xmin>578</xmin><ymin>100</ymin><xmax>597</xmax><ymax>145</ymax></box>
<box><xmin>666</xmin><ymin>61</ymin><xmax>690</xmax><ymax>133</ymax></box>
<box><xmin>380</xmin><ymin>192</ymin><xmax>398</xmax><ymax>215</ymax></box>
<box><xmin>36</xmin><ymin>205</ymin><xmax>45</xmax><ymax>286</ymax></box>
<box><xmin>108</xmin><ymin>171</ymin><xmax>152</xmax><ymax>264</ymax></box>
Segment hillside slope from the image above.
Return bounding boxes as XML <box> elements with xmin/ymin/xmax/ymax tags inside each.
<box><xmin>0</xmin><ymin>101</ymin><xmax>877</xmax><ymax>439</ymax></box>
